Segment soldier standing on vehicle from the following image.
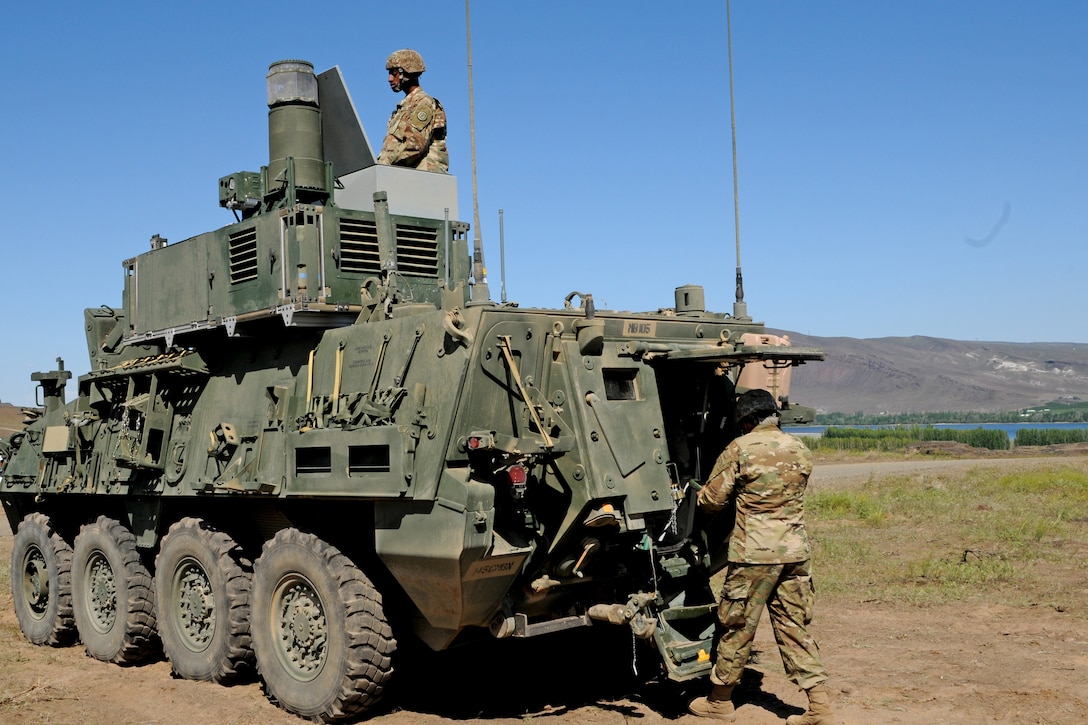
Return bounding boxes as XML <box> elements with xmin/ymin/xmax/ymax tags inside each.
<box><xmin>688</xmin><ymin>388</ymin><xmax>836</xmax><ymax>724</ymax></box>
<box><xmin>376</xmin><ymin>49</ymin><xmax>449</xmax><ymax>173</ymax></box>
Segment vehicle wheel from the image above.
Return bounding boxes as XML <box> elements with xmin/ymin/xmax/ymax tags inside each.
<box><xmin>71</xmin><ymin>515</ymin><xmax>158</xmax><ymax>664</ymax></box>
<box><xmin>252</xmin><ymin>528</ymin><xmax>395</xmax><ymax>722</ymax></box>
<box><xmin>11</xmin><ymin>513</ymin><xmax>76</xmax><ymax>645</ymax></box>
<box><xmin>155</xmin><ymin>517</ymin><xmax>254</xmax><ymax>682</ymax></box>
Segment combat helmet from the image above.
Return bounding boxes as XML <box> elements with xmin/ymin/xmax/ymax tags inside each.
<box><xmin>735</xmin><ymin>389</ymin><xmax>779</xmax><ymax>424</ymax></box>
<box><xmin>386</xmin><ymin>49</ymin><xmax>426</xmax><ymax>74</ymax></box>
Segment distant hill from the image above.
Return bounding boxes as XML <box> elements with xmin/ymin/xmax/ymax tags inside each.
<box><xmin>0</xmin><ymin>403</ymin><xmax>27</xmax><ymax>438</ymax></box>
<box><xmin>775</xmin><ymin>332</ymin><xmax>1088</xmax><ymax>415</ymax></box>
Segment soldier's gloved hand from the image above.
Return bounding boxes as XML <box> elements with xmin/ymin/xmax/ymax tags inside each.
<box><xmin>696</xmin><ymin>476</ymin><xmax>727</xmax><ymax>513</ymax></box>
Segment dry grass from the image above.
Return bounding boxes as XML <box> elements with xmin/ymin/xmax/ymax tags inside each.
<box><xmin>808</xmin><ymin>461</ymin><xmax>1088</xmax><ymax>615</ymax></box>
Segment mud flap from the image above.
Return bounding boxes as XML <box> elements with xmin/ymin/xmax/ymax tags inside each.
<box><xmin>651</xmin><ymin>602</ymin><xmax>717</xmax><ymax>681</ymax></box>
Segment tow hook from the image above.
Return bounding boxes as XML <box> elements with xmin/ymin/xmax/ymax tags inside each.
<box><xmin>587</xmin><ymin>592</ymin><xmax>657</xmax><ymax>639</ymax></box>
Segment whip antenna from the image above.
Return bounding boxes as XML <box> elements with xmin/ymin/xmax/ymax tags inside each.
<box><xmin>465</xmin><ymin>0</ymin><xmax>490</xmax><ymax>300</ymax></box>
<box><xmin>499</xmin><ymin>208</ymin><xmax>507</xmax><ymax>303</ymax></box>
<box><xmin>727</xmin><ymin>0</ymin><xmax>749</xmax><ymax>320</ymax></box>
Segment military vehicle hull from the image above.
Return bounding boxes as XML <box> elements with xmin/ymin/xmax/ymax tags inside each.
<box><xmin>0</xmin><ymin>60</ymin><xmax>820</xmax><ymax>722</ymax></box>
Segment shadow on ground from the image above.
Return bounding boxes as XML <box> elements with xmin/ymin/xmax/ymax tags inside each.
<box><xmin>381</xmin><ymin>626</ymin><xmax>802</xmax><ymax>722</ymax></box>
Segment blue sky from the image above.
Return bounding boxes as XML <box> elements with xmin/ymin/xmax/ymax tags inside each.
<box><xmin>1</xmin><ymin>1</ymin><xmax>1085</xmax><ymax>404</ymax></box>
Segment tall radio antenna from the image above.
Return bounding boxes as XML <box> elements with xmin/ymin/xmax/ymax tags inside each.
<box><xmin>465</xmin><ymin>0</ymin><xmax>490</xmax><ymax>300</ymax></box>
<box><xmin>727</xmin><ymin>0</ymin><xmax>749</xmax><ymax>320</ymax></box>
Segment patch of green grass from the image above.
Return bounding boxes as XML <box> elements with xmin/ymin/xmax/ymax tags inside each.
<box><xmin>986</xmin><ymin>469</ymin><xmax>1088</xmax><ymax>498</ymax></box>
<box><xmin>809</xmin><ymin>490</ymin><xmax>886</xmax><ymax>524</ymax></box>
<box><xmin>809</xmin><ymin>463</ymin><xmax>1088</xmax><ymax>614</ymax></box>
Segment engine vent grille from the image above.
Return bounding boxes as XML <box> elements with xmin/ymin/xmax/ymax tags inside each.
<box><xmin>339</xmin><ymin>219</ymin><xmax>440</xmax><ymax>277</ymax></box>
<box><xmin>228</xmin><ymin>227</ymin><xmax>259</xmax><ymax>284</ymax></box>
<box><xmin>338</xmin><ymin>218</ymin><xmax>380</xmax><ymax>274</ymax></box>
<box><xmin>395</xmin><ymin>224</ymin><xmax>439</xmax><ymax>276</ymax></box>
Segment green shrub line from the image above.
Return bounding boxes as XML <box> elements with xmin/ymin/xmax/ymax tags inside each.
<box><xmin>804</xmin><ymin>425</ymin><xmax>1011</xmax><ymax>451</ymax></box>
<box><xmin>816</xmin><ymin>399</ymin><xmax>1088</xmax><ymax>426</ymax></box>
<box><xmin>1014</xmin><ymin>428</ymin><xmax>1088</xmax><ymax>446</ymax></box>
<box><xmin>803</xmin><ymin>424</ymin><xmax>1088</xmax><ymax>451</ymax></box>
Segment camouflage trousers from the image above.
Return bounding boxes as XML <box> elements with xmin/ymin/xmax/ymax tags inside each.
<box><xmin>710</xmin><ymin>560</ymin><xmax>828</xmax><ymax>690</ymax></box>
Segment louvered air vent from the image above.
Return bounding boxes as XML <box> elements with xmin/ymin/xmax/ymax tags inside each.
<box><xmin>395</xmin><ymin>224</ymin><xmax>439</xmax><ymax>276</ymax></box>
<box><xmin>339</xmin><ymin>219</ymin><xmax>440</xmax><ymax>277</ymax></box>
<box><xmin>228</xmin><ymin>227</ymin><xmax>259</xmax><ymax>284</ymax></box>
<box><xmin>339</xmin><ymin>218</ymin><xmax>381</xmax><ymax>274</ymax></box>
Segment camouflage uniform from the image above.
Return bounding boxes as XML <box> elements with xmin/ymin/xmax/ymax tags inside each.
<box><xmin>377</xmin><ymin>86</ymin><xmax>449</xmax><ymax>173</ymax></box>
<box><xmin>697</xmin><ymin>418</ymin><xmax>829</xmax><ymax>690</ymax></box>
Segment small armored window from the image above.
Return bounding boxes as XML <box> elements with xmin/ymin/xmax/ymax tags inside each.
<box><xmin>603</xmin><ymin>369</ymin><xmax>639</xmax><ymax>401</ymax></box>
<box><xmin>295</xmin><ymin>446</ymin><xmax>332</xmax><ymax>474</ymax></box>
<box><xmin>348</xmin><ymin>445</ymin><xmax>391</xmax><ymax>474</ymax></box>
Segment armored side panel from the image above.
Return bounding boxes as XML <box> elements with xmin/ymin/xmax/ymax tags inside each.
<box><xmin>124</xmin><ymin>204</ymin><xmax>469</xmax><ymax>344</ymax></box>
<box><xmin>337</xmin><ymin>165</ymin><xmax>459</xmax><ymax>219</ymax></box>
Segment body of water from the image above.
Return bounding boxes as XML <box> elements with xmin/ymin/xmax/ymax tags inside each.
<box><xmin>787</xmin><ymin>422</ymin><xmax>1088</xmax><ymax>441</ymax></box>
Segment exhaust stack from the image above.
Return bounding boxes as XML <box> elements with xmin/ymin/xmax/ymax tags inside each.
<box><xmin>266</xmin><ymin>60</ymin><xmax>327</xmax><ymax>197</ymax></box>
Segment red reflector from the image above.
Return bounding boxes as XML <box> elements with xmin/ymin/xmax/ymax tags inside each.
<box><xmin>507</xmin><ymin>465</ymin><xmax>527</xmax><ymax>484</ymax></box>
<box><xmin>468</xmin><ymin>437</ymin><xmax>481</xmax><ymax>450</ymax></box>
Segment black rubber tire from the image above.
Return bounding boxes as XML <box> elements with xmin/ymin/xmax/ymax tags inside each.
<box><xmin>154</xmin><ymin>517</ymin><xmax>254</xmax><ymax>682</ymax></box>
<box><xmin>251</xmin><ymin>528</ymin><xmax>395</xmax><ymax>722</ymax></box>
<box><xmin>11</xmin><ymin>513</ymin><xmax>77</xmax><ymax>646</ymax></box>
<box><xmin>71</xmin><ymin>515</ymin><xmax>158</xmax><ymax>664</ymax></box>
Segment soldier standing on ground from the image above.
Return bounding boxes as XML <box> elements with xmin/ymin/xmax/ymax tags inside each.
<box><xmin>688</xmin><ymin>388</ymin><xmax>836</xmax><ymax>724</ymax></box>
<box><xmin>376</xmin><ymin>49</ymin><xmax>449</xmax><ymax>173</ymax></box>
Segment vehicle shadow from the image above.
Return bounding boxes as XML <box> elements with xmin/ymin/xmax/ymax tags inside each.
<box><xmin>381</xmin><ymin>626</ymin><xmax>800</xmax><ymax>722</ymax></box>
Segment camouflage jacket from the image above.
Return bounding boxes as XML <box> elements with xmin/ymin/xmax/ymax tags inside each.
<box><xmin>697</xmin><ymin>420</ymin><xmax>813</xmax><ymax>564</ymax></box>
<box><xmin>377</xmin><ymin>86</ymin><xmax>449</xmax><ymax>173</ymax></box>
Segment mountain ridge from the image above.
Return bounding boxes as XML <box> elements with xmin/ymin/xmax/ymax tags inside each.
<box><xmin>774</xmin><ymin>331</ymin><xmax>1088</xmax><ymax>415</ymax></box>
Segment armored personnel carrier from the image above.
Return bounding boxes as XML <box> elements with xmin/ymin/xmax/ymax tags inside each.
<box><xmin>0</xmin><ymin>60</ymin><xmax>821</xmax><ymax>721</ymax></box>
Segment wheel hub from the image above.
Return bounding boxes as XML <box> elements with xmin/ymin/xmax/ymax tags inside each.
<box><xmin>175</xmin><ymin>560</ymin><xmax>215</xmax><ymax>649</ymax></box>
<box><xmin>86</xmin><ymin>553</ymin><xmax>117</xmax><ymax>633</ymax></box>
<box><xmin>275</xmin><ymin>579</ymin><xmax>328</xmax><ymax>678</ymax></box>
<box><xmin>21</xmin><ymin>546</ymin><xmax>49</xmax><ymax>617</ymax></box>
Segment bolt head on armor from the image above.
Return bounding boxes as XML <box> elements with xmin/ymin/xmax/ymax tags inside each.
<box><xmin>735</xmin><ymin>388</ymin><xmax>779</xmax><ymax>424</ymax></box>
<box><xmin>386</xmin><ymin>49</ymin><xmax>425</xmax><ymax>74</ymax></box>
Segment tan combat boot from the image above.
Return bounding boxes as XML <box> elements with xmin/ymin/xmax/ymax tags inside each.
<box><xmin>687</xmin><ymin>684</ymin><xmax>736</xmax><ymax>721</ymax></box>
<box><xmin>786</xmin><ymin>682</ymin><xmax>836</xmax><ymax>725</ymax></box>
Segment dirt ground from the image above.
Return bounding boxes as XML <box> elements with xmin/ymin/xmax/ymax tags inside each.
<box><xmin>2</xmin><ymin>455</ymin><xmax>1087</xmax><ymax>725</ymax></box>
